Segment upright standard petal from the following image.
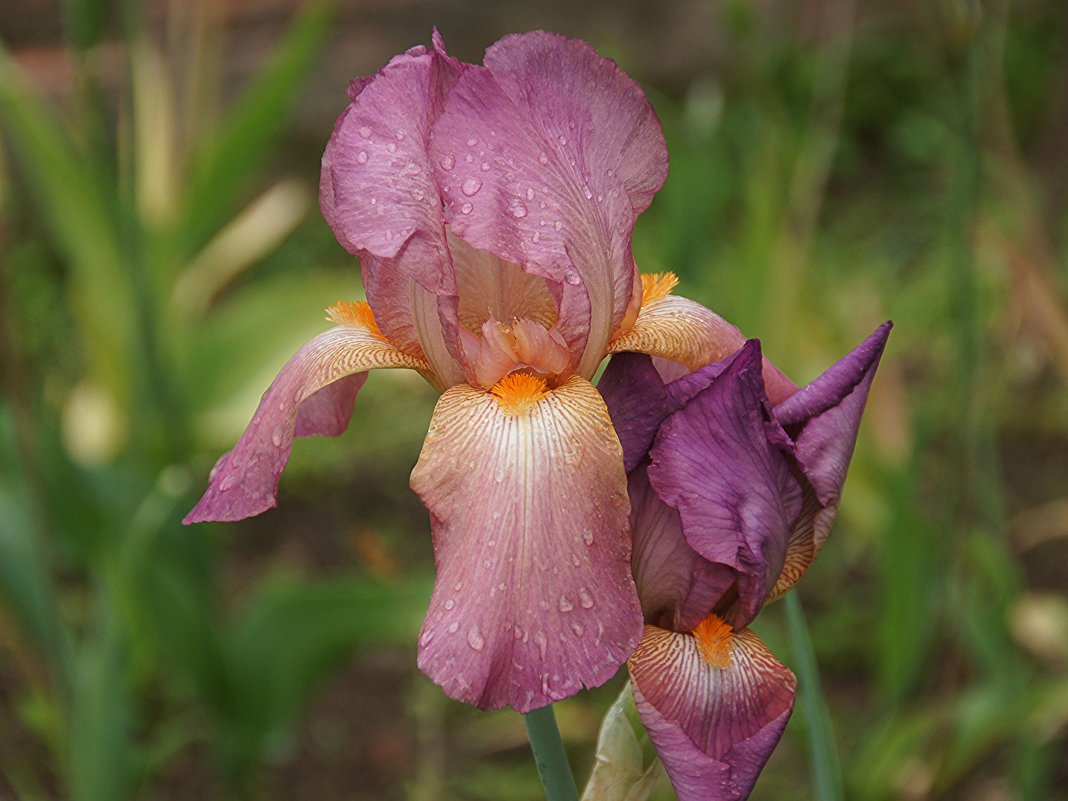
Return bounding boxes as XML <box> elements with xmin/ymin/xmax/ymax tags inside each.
<box><xmin>767</xmin><ymin>322</ymin><xmax>891</xmax><ymax>600</ymax></box>
<box><xmin>410</xmin><ymin>375</ymin><xmax>642</xmax><ymax>712</ymax></box>
<box><xmin>430</xmin><ymin>32</ymin><xmax>668</xmax><ymax>378</ymax></box>
<box><xmin>629</xmin><ymin>626</ymin><xmax>796</xmax><ymax>801</ymax></box>
<box><xmin>184</xmin><ymin>311</ymin><xmax>429</xmax><ymax>524</ymax></box>
<box><xmin>321</xmin><ymin>40</ymin><xmax>467</xmax><ymax>386</ymax></box>
<box><xmin>647</xmin><ymin>342</ymin><xmax>802</xmax><ymax>629</ymax></box>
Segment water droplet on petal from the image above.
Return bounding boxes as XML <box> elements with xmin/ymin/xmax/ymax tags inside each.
<box><xmin>564</xmin><ymin>269</ymin><xmax>580</xmax><ymax>285</ymax></box>
<box><xmin>538</xmin><ymin>153</ymin><xmax>549</xmax><ymax>165</ymax></box>
<box><xmin>554</xmin><ymin>220</ymin><xmax>563</xmax><ymax>231</ymax></box>
<box><xmin>219</xmin><ymin>474</ymin><xmax>236</xmax><ymax>491</ymax></box>
<box><xmin>510</xmin><ymin>201</ymin><xmax>528</xmax><ymax>218</ymax></box>
<box><xmin>526</xmin><ymin>187</ymin><xmax>535</xmax><ymax>201</ymax></box>
<box><xmin>534</xmin><ymin>631</ymin><xmax>548</xmax><ymax>658</ymax></box>
<box><xmin>581</xmin><ymin>527</ymin><xmax>594</xmax><ymax>546</ymax></box>
<box><xmin>386</xmin><ymin>142</ymin><xmax>397</xmax><ymax>154</ymax></box>
<box><xmin>570</xmin><ymin>621</ymin><xmax>584</xmax><ymax>636</ymax></box>
<box><xmin>558</xmin><ymin>594</ymin><xmax>574</xmax><ymax>612</ymax></box>
<box><xmin>460</xmin><ymin>202</ymin><xmax>473</xmax><ymax>214</ymax></box>
<box><xmin>358</xmin><ymin>125</ymin><xmax>371</xmax><ymax>138</ymax></box>
<box><xmin>356</xmin><ymin>151</ymin><xmax>368</xmax><ymax>164</ymax></box>
<box><xmin>578</xmin><ymin>587</ymin><xmax>595</xmax><ymax>609</ymax></box>
<box><xmin>466</xmin><ymin>137</ymin><xmax>478</xmax><ymax>147</ymax></box>
<box><xmin>448</xmin><ymin>620</ymin><xmax>459</xmax><ymax>633</ymax></box>
<box><xmin>467</xmin><ymin>626</ymin><xmax>485</xmax><ymax>651</ymax></box>
<box><xmin>395</xmin><ymin>129</ymin><xmax>406</xmax><ymax>140</ymax></box>
<box><xmin>465</xmin><ymin>153</ymin><xmax>474</xmax><ymax>163</ymax></box>
<box><xmin>532</xmin><ymin>232</ymin><xmax>540</xmax><ymax>243</ymax></box>
<box><xmin>370</xmin><ymin>197</ymin><xmax>377</xmax><ymax>206</ymax></box>
<box><xmin>461</xmin><ymin>177</ymin><xmax>482</xmax><ymax>196</ymax></box>
<box><xmin>480</xmin><ymin>161</ymin><xmax>491</xmax><ymax>172</ymax></box>
<box><xmin>558</xmin><ymin>135</ymin><xmax>567</xmax><ymax>146</ymax></box>
<box><xmin>444</xmin><ymin>598</ymin><xmax>456</xmax><ymax>610</ymax></box>
<box><xmin>271</xmin><ymin>426</ymin><xmax>283</xmax><ymax>447</ymax></box>
<box><xmin>440</xmin><ymin>155</ymin><xmax>455</xmax><ymax>171</ymax></box>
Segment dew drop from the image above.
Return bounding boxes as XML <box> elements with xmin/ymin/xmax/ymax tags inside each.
<box><xmin>480</xmin><ymin>161</ymin><xmax>491</xmax><ymax>171</ymax></box>
<box><xmin>558</xmin><ymin>135</ymin><xmax>567</xmax><ymax>146</ymax></box>
<box><xmin>270</xmin><ymin>426</ymin><xmax>283</xmax><ymax>448</ymax></box>
<box><xmin>460</xmin><ymin>202</ymin><xmax>473</xmax><ymax>214</ymax></box>
<box><xmin>538</xmin><ymin>599</ymin><xmax>550</xmax><ymax>611</ymax></box>
<box><xmin>386</xmin><ymin>142</ymin><xmax>397</xmax><ymax>153</ymax></box>
<box><xmin>570</xmin><ymin>621</ymin><xmax>585</xmax><ymax>637</ymax></box>
<box><xmin>534</xmin><ymin>631</ymin><xmax>548</xmax><ymax>658</ymax></box>
<box><xmin>564</xmin><ymin>269</ymin><xmax>581</xmax><ymax>285</ymax></box>
<box><xmin>465</xmin><ymin>153</ymin><xmax>474</xmax><ymax>163</ymax></box>
<box><xmin>467</xmin><ymin>626</ymin><xmax>485</xmax><ymax>651</ymax></box>
<box><xmin>538</xmin><ymin>153</ymin><xmax>549</xmax><ymax>165</ymax></box>
<box><xmin>444</xmin><ymin>598</ymin><xmax>456</xmax><ymax>610</ymax></box>
<box><xmin>461</xmin><ymin>177</ymin><xmax>482</xmax><ymax>196</ymax></box>
<box><xmin>578</xmin><ymin>587</ymin><xmax>595</xmax><ymax>609</ymax></box>
<box><xmin>448</xmin><ymin>620</ymin><xmax>459</xmax><ymax>633</ymax></box>
<box><xmin>570</xmin><ymin>553</ymin><xmax>581</xmax><ymax>567</ymax></box>
<box><xmin>532</xmin><ymin>231</ymin><xmax>540</xmax><ymax>243</ymax></box>
<box><xmin>526</xmin><ymin>187</ymin><xmax>535</xmax><ymax>201</ymax></box>
<box><xmin>440</xmin><ymin>155</ymin><xmax>455</xmax><ymax>171</ymax></box>
<box><xmin>554</xmin><ymin>220</ymin><xmax>563</xmax><ymax>231</ymax></box>
<box><xmin>454</xmin><ymin>581</ymin><xmax>463</xmax><ymax>591</ymax></box>
<box><xmin>583</xmin><ymin>184</ymin><xmax>593</xmax><ymax>200</ymax></box>
<box><xmin>358</xmin><ymin>125</ymin><xmax>371</xmax><ymax>138</ymax></box>
<box><xmin>581</xmin><ymin>527</ymin><xmax>594</xmax><ymax>546</ymax></box>
<box><xmin>219</xmin><ymin>474</ymin><xmax>236</xmax><ymax>491</ymax></box>
<box><xmin>356</xmin><ymin>151</ymin><xmax>368</xmax><ymax>164</ymax></box>
<box><xmin>466</xmin><ymin>136</ymin><xmax>478</xmax><ymax>147</ymax></box>
<box><xmin>403</xmin><ymin>162</ymin><xmax>421</xmax><ymax>175</ymax></box>
<box><xmin>412</xmin><ymin>188</ymin><xmax>425</xmax><ymax>201</ymax></box>
<box><xmin>395</xmin><ymin>129</ymin><xmax>406</xmax><ymax>140</ymax></box>
<box><xmin>558</xmin><ymin>594</ymin><xmax>574</xmax><ymax>612</ymax></box>
<box><xmin>370</xmin><ymin>197</ymin><xmax>377</xmax><ymax>206</ymax></box>
<box><xmin>510</xmin><ymin>201</ymin><xmax>528</xmax><ymax>219</ymax></box>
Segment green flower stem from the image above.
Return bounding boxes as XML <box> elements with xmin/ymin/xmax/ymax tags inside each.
<box><xmin>785</xmin><ymin>591</ymin><xmax>844</xmax><ymax>801</ymax></box>
<box><xmin>523</xmin><ymin>704</ymin><xmax>579</xmax><ymax>801</ymax></box>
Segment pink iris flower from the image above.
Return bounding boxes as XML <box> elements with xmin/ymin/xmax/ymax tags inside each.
<box><xmin>597</xmin><ymin>323</ymin><xmax>891</xmax><ymax>800</ymax></box>
<box><xmin>184</xmin><ymin>30</ymin><xmax>802</xmax><ymax>714</ymax></box>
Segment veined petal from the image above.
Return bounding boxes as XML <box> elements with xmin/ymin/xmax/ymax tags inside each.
<box><xmin>630</xmin><ymin>464</ymin><xmax>735</xmax><ymax>633</ymax></box>
<box><xmin>184</xmin><ymin>321</ymin><xmax>429</xmax><ymax>524</ymax></box>
<box><xmin>647</xmin><ymin>342</ymin><xmax>802</xmax><ymax>629</ymax></box>
<box><xmin>629</xmin><ymin>626</ymin><xmax>796</xmax><ymax>801</ymax></box>
<box><xmin>767</xmin><ymin>322</ymin><xmax>891</xmax><ymax>600</ymax></box>
<box><xmin>608</xmin><ymin>294</ymin><xmax>797</xmax><ymax>406</ymax></box>
<box><xmin>430</xmin><ymin>32</ymin><xmax>668</xmax><ymax>379</ymax></box>
<box><xmin>410</xmin><ymin>375</ymin><xmax>642</xmax><ymax>712</ymax></box>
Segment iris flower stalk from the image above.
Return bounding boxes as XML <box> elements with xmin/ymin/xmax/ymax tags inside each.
<box><xmin>595</xmin><ymin>324</ymin><xmax>890</xmax><ymax>800</ymax></box>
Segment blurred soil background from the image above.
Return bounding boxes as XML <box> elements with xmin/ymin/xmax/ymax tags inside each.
<box><xmin>2</xmin><ymin>0</ymin><xmax>1068</xmax><ymax>799</ymax></box>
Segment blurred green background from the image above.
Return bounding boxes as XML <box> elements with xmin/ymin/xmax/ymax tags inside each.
<box><xmin>1</xmin><ymin>0</ymin><xmax>1067</xmax><ymax>799</ymax></box>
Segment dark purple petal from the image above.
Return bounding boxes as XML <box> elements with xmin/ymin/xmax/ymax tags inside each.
<box><xmin>184</xmin><ymin>326</ymin><xmax>428</xmax><ymax>524</ymax></box>
<box><xmin>629</xmin><ymin>627</ymin><xmax>796</xmax><ymax>801</ymax></box>
<box><xmin>647</xmin><ymin>341</ymin><xmax>802</xmax><ymax>629</ymax></box>
<box><xmin>598</xmin><ymin>352</ymin><xmax>675</xmax><ymax>473</ymax></box>
<box><xmin>767</xmin><ymin>322</ymin><xmax>891</xmax><ymax>599</ymax></box>
<box><xmin>430</xmin><ymin>32</ymin><xmax>668</xmax><ymax>378</ymax></box>
<box><xmin>630</xmin><ymin>464</ymin><xmax>735</xmax><ymax>633</ymax></box>
<box><xmin>410</xmin><ymin>376</ymin><xmax>642</xmax><ymax>712</ymax></box>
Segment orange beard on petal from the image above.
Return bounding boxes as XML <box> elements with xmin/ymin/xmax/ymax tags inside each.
<box><xmin>692</xmin><ymin>612</ymin><xmax>735</xmax><ymax>669</ymax></box>
<box><xmin>491</xmin><ymin>372</ymin><xmax>550</xmax><ymax>415</ymax></box>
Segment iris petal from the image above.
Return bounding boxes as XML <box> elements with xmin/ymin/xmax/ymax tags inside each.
<box><xmin>767</xmin><ymin>322</ymin><xmax>891</xmax><ymax>600</ymax></box>
<box><xmin>430</xmin><ymin>32</ymin><xmax>668</xmax><ymax>379</ymax></box>
<box><xmin>647</xmin><ymin>342</ymin><xmax>802</xmax><ymax>628</ymax></box>
<box><xmin>410</xmin><ymin>376</ymin><xmax>642</xmax><ymax>712</ymax></box>
<box><xmin>629</xmin><ymin>626</ymin><xmax>796</xmax><ymax>801</ymax></box>
<box><xmin>184</xmin><ymin>324</ymin><xmax>428</xmax><ymax>524</ymax></box>
<box><xmin>608</xmin><ymin>294</ymin><xmax>797</xmax><ymax>406</ymax></box>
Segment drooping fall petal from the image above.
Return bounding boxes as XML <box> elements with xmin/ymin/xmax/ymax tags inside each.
<box><xmin>629</xmin><ymin>626</ymin><xmax>796</xmax><ymax>801</ymax></box>
<box><xmin>410</xmin><ymin>375</ymin><xmax>642</xmax><ymax>712</ymax></box>
<box><xmin>608</xmin><ymin>293</ymin><xmax>797</xmax><ymax>406</ymax></box>
<box><xmin>184</xmin><ymin>321</ymin><xmax>429</xmax><ymax>524</ymax></box>
<box><xmin>766</xmin><ymin>321</ymin><xmax>891</xmax><ymax>600</ymax></box>
<box><xmin>647</xmin><ymin>342</ymin><xmax>802</xmax><ymax>629</ymax></box>
<box><xmin>430</xmin><ymin>31</ymin><xmax>668</xmax><ymax>379</ymax></box>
